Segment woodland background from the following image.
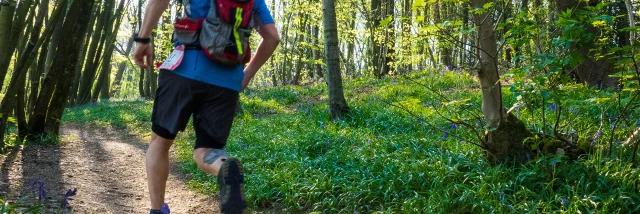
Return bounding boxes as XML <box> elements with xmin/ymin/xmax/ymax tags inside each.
<box><xmin>1</xmin><ymin>0</ymin><xmax>640</xmax><ymax>213</ymax></box>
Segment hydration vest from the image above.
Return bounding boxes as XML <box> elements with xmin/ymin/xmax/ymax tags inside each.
<box><xmin>173</xmin><ymin>0</ymin><xmax>254</xmax><ymax>65</ymax></box>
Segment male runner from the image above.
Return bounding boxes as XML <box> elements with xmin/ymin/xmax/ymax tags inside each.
<box><xmin>132</xmin><ymin>0</ymin><xmax>279</xmax><ymax>213</ymax></box>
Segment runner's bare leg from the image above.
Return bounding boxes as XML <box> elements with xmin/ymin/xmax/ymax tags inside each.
<box><xmin>146</xmin><ymin>132</ymin><xmax>174</xmax><ymax>210</ymax></box>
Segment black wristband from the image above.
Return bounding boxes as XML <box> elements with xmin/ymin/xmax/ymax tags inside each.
<box><xmin>133</xmin><ymin>33</ymin><xmax>151</xmax><ymax>44</ymax></box>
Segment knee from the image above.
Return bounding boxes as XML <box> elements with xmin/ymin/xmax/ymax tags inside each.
<box><xmin>149</xmin><ymin>132</ymin><xmax>174</xmax><ymax>152</ymax></box>
<box><xmin>193</xmin><ymin>148</ymin><xmax>209</xmax><ymax>169</ymax></box>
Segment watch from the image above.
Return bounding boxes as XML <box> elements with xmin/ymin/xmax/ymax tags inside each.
<box><xmin>133</xmin><ymin>33</ymin><xmax>151</xmax><ymax>44</ymax></box>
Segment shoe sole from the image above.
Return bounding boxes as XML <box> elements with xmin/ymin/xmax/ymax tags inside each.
<box><xmin>219</xmin><ymin>158</ymin><xmax>247</xmax><ymax>214</ymax></box>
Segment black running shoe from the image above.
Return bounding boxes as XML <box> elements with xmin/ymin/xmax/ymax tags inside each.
<box><xmin>218</xmin><ymin>158</ymin><xmax>247</xmax><ymax>214</ymax></box>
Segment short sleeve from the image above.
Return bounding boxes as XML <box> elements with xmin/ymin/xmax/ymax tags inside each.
<box><xmin>253</xmin><ymin>0</ymin><xmax>275</xmax><ymax>28</ymax></box>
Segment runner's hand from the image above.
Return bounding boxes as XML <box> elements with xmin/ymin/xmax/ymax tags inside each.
<box><xmin>133</xmin><ymin>43</ymin><xmax>153</xmax><ymax>69</ymax></box>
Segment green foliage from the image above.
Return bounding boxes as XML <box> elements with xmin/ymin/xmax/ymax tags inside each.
<box><xmin>63</xmin><ymin>69</ymin><xmax>640</xmax><ymax>213</ymax></box>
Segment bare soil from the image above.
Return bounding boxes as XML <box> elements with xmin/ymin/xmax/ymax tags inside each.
<box><xmin>0</xmin><ymin>124</ymin><xmax>219</xmax><ymax>213</ymax></box>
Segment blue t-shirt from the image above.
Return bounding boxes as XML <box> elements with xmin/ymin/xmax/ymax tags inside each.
<box><xmin>171</xmin><ymin>0</ymin><xmax>274</xmax><ymax>92</ymax></box>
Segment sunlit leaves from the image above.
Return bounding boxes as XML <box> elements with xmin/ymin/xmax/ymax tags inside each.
<box><xmin>379</xmin><ymin>15</ymin><xmax>393</xmax><ymax>27</ymax></box>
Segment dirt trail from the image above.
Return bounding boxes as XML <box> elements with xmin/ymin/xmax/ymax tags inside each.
<box><xmin>0</xmin><ymin>124</ymin><xmax>218</xmax><ymax>213</ymax></box>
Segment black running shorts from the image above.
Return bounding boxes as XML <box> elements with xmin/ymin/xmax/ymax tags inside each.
<box><xmin>151</xmin><ymin>69</ymin><xmax>239</xmax><ymax>149</ymax></box>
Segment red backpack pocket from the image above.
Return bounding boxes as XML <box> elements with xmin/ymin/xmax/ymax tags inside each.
<box><xmin>172</xmin><ymin>17</ymin><xmax>204</xmax><ymax>45</ymax></box>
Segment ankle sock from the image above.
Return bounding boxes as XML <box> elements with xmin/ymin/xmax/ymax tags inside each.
<box><xmin>149</xmin><ymin>210</ymin><xmax>164</xmax><ymax>214</ymax></box>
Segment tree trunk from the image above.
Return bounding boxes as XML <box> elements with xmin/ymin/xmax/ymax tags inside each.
<box><xmin>17</xmin><ymin>3</ymin><xmax>36</xmax><ymax>61</ymax></box>
<box><xmin>557</xmin><ymin>0</ymin><xmax>616</xmax><ymax>88</ymax></box>
<box><xmin>1</xmin><ymin>0</ymin><xmax>58</xmax><ymax>143</ymax></box>
<box><xmin>312</xmin><ymin>25</ymin><xmax>323</xmax><ymax>79</ymax></box>
<box><xmin>44</xmin><ymin>2</ymin><xmax>67</xmax><ymax>75</ymax></box>
<box><xmin>70</xmin><ymin>6</ymin><xmax>99</xmax><ymax>104</ymax></box>
<box><xmin>0</xmin><ymin>1</ymin><xmax>17</xmax><ymax>90</ymax></box>
<box><xmin>471</xmin><ymin>0</ymin><xmax>531</xmax><ymax>164</ymax></box>
<box><xmin>111</xmin><ymin>38</ymin><xmax>134</xmax><ymax>96</ymax></box>
<box><xmin>323</xmin><ymin>0</ymin><xmax>349</xmax><ymax>119</ymax></box>
<box><xmin>28</xmin><ymin>37</ymin><xmax>48</xmax><ymax>114</ymax></box>
<box><xmin>370</xmin><ymin>0</ymin><xmax>381</xmax><ymax>77</ymax></box>
<box><xmin>138</xmin><ymin>67</ymin><xmax>145</xmax><ymax>97</ymax></box>
<box><xmin>76</xmin><ymin>0</ymin><xmax>113</xmax><ymax>105</ymax></box>
<box><xmin>0</xmin><ymin>0</ymin><xmax>35</xmax><ymax>86</ymax></box>
<box><xmin>93</xmin><ymin>0</ymin><xmax>126</xmax><ymax>102</ymax></box>
<box><xmin>149</xmin><ymin>67</ymin><xmax>157</xmax><ymax>99</ymax></box>
<box><xmin>623</xmin><ymin>0</ymin><xmax>635</xmax><ymax>46</ymax></box>
<box><xmin>33</xmin><ymin>0</ymin><xmax>95</xmax><ymax>135</ymax></box>
<box><xmin>293</xmin><ymin>14</ymin><xmax>309</xmax><ymax>85</ymax></box>
<box><xmin>16</xmin><ymin>60</ymin><xmax>30</xmax><ymax>139</ymax></box>
<box><xmin>380</xmin><ymin>0</ymin><xmax>394</xmax><ymax>77</ymax></box>
<box><xmin>348</xmin><ymin>19</ymin><xmax>357</xmax><ymax>76</ymax></box>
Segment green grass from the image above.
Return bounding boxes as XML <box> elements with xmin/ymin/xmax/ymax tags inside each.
<box><xmin>62</xmin><ymin>70</ymin><xmax>640</xmax><ymax>213</ymax></box>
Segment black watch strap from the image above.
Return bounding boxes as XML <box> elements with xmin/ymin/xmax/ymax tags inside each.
<box><xmin>133</xmin><ymin>33</ymin><xmax>151</xmax><ymax>44</ymax></box>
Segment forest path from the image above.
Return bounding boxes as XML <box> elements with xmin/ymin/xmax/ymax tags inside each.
<box><xmin>0</xmin><ymin>124</ymin><xmax>218</xmax><ymax>213</ymax></box>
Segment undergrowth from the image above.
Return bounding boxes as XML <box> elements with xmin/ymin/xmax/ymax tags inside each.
<box><xmin>61</xmin><ymin>70</ymin><xmax>640</xmax><ymax>213</ymax></box>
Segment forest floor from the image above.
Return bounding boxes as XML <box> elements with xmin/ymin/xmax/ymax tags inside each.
<box><xmin>0</xmin><ymin>123</ymin><xmax>218</xmax><ymax>213</ymax></box>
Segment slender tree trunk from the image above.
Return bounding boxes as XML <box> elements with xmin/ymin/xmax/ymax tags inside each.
<box><xmin>112</xmin><ymin>38</ymin><xmax>134</xmax><ymax>96</ymax></box>
<box><xmin>624</xmin><ymin>0</ymin><xmax>636</xmax><ymax>46</ymax></box>
<box><xmin>138</xmin><ymin>68</ymin><xmax>145</xmax><ymax>97</ymax></box>
<box><xmin>44</xmin><ymin>3</ymin><xmax>67</xmax><ymax>75</ymax></box>
<box><xmin>2</xmin><ymin>0</ymin><xmax>59</xmax><ymax>143</ymax></box>
<box><xmin>34</xmin><ymin>0</ymin><xmax>95</xmax><ymax>135</ymax></box>
<box><xmin>28</xmin><ymin>37</ymin><xmax>48</xmax><ymax>114</ymax></box>
<box><xmin>144</xmin><ymin>68</ymin><xmax>151</xmax><ymax>98</ymax></box>
<box><xmin>281</xmin><ymin>10</ymin><xmax>292</xmax><ymax>84</ymax></box>
<box><xmin>323</xmin><ymin>0</ymin><xmax>349</xmax><ymax>119</ymax></box>
<box><xmin>381</xmin><ymin>0</ymin><xmax>394</xmax><ymax>76</ymax></box>
<box><xmin>347</xmin><ymin>19</ymin><xmax>356</xmax><ymax>76</ymax></box>
<box><xmin>76</xmin><ymin>0</ymin><xmax>113</xmax><ymax>105</ymax></box>
<box><xmin>0</xmin><ymin>1</ymin><xmax>17</xmax><ymax>90</ymax></box>
<box><xmin>70</xmin><ymin>6</ymin><xmax>99</xmax><ymax>104</ymax></box>
<box><xmin>16</xmin><ymin>60</ymin><xmax>30</xmax><ymax>139</ymax></box>
<box><xmin>93</xmin><ymin>0</ymin><xmax>126</xmax><ymax>101</ymax></box>
<box><xmin>17</xmin><ymin>3</ymin><xmax>36</xmax><ymax>61</ymax></box>
<box><xmin>312</xmin><ymin>25</ymin><xmax>324</xmax><ymax>79</ymax></box>
<box><xmin>293</xmin><ymin>15</ymin><xmax>309</xmax><ymax>85</ymax></box>
<box><xmin>471</xmin><ymin>0</ymin><xmax>531</xmax><ymax>164</ymax></box>
<box><xmin>370</xmin><ymin>0</ymin><xmax>381</xmax><ymax>77</ymax></box>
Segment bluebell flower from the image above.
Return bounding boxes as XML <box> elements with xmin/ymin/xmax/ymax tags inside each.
<box><xmin>616</xmin><ymin>84</ymin><xmax>622</xmax><ymax>91</ymax></box>
<box><xmin>499</xmin><ymin>192</ymin><xmax>504</xmax><ymax>200</ymax></box>
<box><xmin>61</xmin><ymin>188</ymin><xmax>77</xmax><ymax>208</ymax></box>
<box><xmin>161</xmin><ymin>203</ymin><xmax>171</xmax><ymax>214</ymax></box>
<box><xmin>442</xmin><ymin>131</ymin><xmax>449</xmax><ymax>140</ymax></box>
<box><xmin>595</xmin><ymin>129</ymin><xmax>601</xmax><ymax>139</ymax></box>
<box><xmin>29</xmin><ymin>180</ymin><xmax>46</xmax><ymax>201</ymax></box>
<box><xmin>526</xmin><ymin>153</ymin><xmax>531</xmax><ymax>161</ymax></box>
<box><xmin>609</xmin><ymin>114</ymin><xmax>615</xmax><ymax>122</ymax></box>
<box><xmin>325</xmin><ymin>141</ymin><xmax>330</xmax><ymax>147</ymax></box>
<box><xmin>551</xmin><ymin>160</ymin><xmax>557</xmax><ymax>167</ymax></box>
<box><xmin>561</xmin><ymin>198</ymin><xmax>569</xmax><ymax>205</ymax></box>
<box><xmin>451</xmin><ymin>123</ymin><xmax>458</xmax><ymax>129</ymax></box>
<box><xmin>549</xmin><ymin>104</ymin><xmax>557</xmax><ymax>111</ymax></box>
<box><xmin>514</xmin><ymin>105</ymin><xmax>520</xmax><ymax>111</ymax></box>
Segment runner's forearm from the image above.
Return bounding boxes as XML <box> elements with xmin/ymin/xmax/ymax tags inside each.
<box><xmin>139</xmin><ymin>0</ymin><xmax>170</xmax><ymax>38</ymax></box>
<box><xmin>244</xmin><ymin>24</ymin><xmax>280</xmax><ymax>80</ymax></box>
